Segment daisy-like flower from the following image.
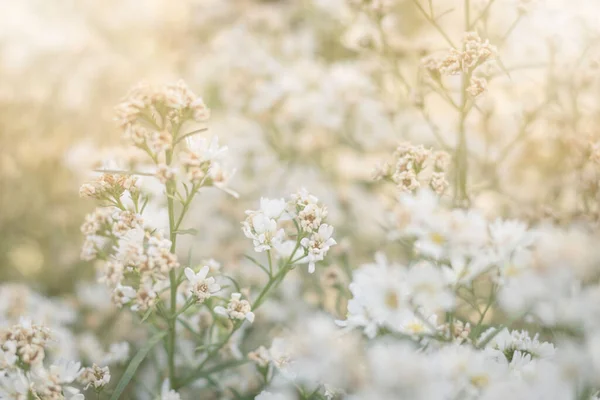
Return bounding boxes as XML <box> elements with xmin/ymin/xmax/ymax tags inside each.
<box><xmin>186</xmin><ymin>136</ymin><xmax>228</xmax><ymax>162</ymax></box>
<box><xmin>101</xmin><ymin>342</ymin><xmax>130</xmax><ymax>366</ymax></box>
<box><xmin>300</xmin><ymin>224</ymin><xmax>337</xmax><ymax>273</ymax></box>
<box><xmin>111</xmin><ymin>284</ymin><xmax>136</xmax><ymax>308</ymax></box>
<box><xmin>260</xmin><ymin>197</ymin><xmax>289</xmax><ymax>220</ymax></box>
<box><xmin>0</xmin><ymin>371</ymin><xmax>29</xmax><ymax>399</ymax></box>
<box><xmin>214</xmin><ymin>293</ymin><xmax>255</xmax><ymax>323</ymax></box>
<box><xmin>184</xmin><ymin>266</ymin><xmax>221</xmax><ymax>303</ymax></box>
<box><xmin>78</xmin><ymin>364</ymin><xmax>111</xmax><ymax>390</ymax></box>
<box><xmin>242</xmin><ymin>212</ymin><xmax>285</xmax><ymax>252</ymax></box>
<box><xmin>49</xmin><ymin>359</ymin><xmax>82</xmax><ymax>384</ymax></box>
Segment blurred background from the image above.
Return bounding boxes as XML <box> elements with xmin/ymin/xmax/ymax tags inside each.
<box><xmin>2</xmin><ymin>0</ymin><xmax>600</xmax><ymax>296</ymax></box>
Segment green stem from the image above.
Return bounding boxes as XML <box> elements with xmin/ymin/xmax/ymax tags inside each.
<box><xmin>267</xmin><ymin>250</ymin><xmax>273</xmax><ymax>276</ymax></box>
<box><xmin>252</xmin><ymin>265</ymin><xmax>289</xmax><ymax>310</ymax></box>
<box><xmin>454</xmin><ymin>1</ymin><xmax>472</xmax><ymax>206</ymax></box>
<box><xmin>411</xmin><ymin>0</ymin><xmax>457</xmax><ymax>48</ymax></box>
<box><xmin>176</xmin><ymin>322</ymin><xmax>243</xmax><ymax>389</ymax></box>
<box><xmin>174</xmin><ymin>184</ymin><xmax>199</xmax><ymax>232</ymax></box>
<box><xmin>166</xmin><ymin>148</ymin><xmax>178</xmax><ymax>388</ymax></box>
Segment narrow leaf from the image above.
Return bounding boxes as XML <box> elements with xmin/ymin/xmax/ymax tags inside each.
<box><xmin>243</xmin><ymin>255</ymin><xmax>270</xmax><ymax>276</ymax></box>
<box><xmin>109</xmin><ymin>331</ymin><xmax>167</xmax><ymax>400</ymax></box>
<box><xmin>174</xmin><ymin>228</ymin><xmax>199</xmax><ymax>236</ymax></box>
<box><xmin>141</xmin><ymin>308</ymin><xmax>153</xmax><ymax>322</ymax></box>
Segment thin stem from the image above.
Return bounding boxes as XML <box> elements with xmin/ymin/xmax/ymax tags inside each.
<box><xmin>177</xmin><ymin>232</ymin><xmax>303</xmax><ymax>390</ymax></box>
<box><xmin>418</xmin><ymin>107</ymin><xmax>452</xmax><ymax>150</ymax></box>
<box><xmin>252</xmin><ymin>265</ymin><xmax>289</xmax><ymax>310</ymax></box>
<box><xmin>453</xmin><ymin>1</ymin><xmax>472</xmax><ymax>206</ymax></box>
<box><xmin>166</xmin><ymin>148</ymin><xmax>178</xmax><ymax>388</ymax></box>
<box><xmin>411</xmin><ymin>0</ymin><xmax>457</xmax><ymax>48</ymax></box>
<box><xmin>176</xmin><ymin>322</ymin><xmax>243</xmax><ymax>389</ymax></box>
<box><xmin>476</xmin><ymin>309</ymin><xmax>529</xmax><ymax>349</ymax></box>
<box><xmin>465</xmin><ymin>0</ymin><xmax>470</xmax><ymax>31</ymax></box>
<box><xmin>173</xmin><ymin>127</ymin><xmax>209</xmax><ymax>145</ymax></box>
<box><xmin>174</xmin><ymin>183</ymin><xmax>199</xmax><ymax>232</ymax></box>
<box><xmin>469</xmin><ymin>0</ymin><xmax>496</xmax><ymax>29</ymax></box>
<box><xmin>374</xmin><ymin>13</ymin><xmax>410</xmax><ymax>92</ymax></box>
<box><xmin>454</xmin><ymin>70</ymin><xmax>471</xmax><ymax>205</ymax></box>
<box><xmin>267</xmin><ymin>250</ymin><xmax>273</xmax><ymax>276</ymax></box>
<box><xmin>499</xmin><ymin>15</ymin><xmax>522</xmax><ymax>46</ymax></box>
<box><xmin>93</xmin><ymin>169</ymin><xmax>155</xmax><ymax>177</ymax></box>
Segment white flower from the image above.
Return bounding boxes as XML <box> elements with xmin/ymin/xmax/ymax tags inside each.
<box><xmin>397</xmin><ymin>311</ymin><xmax>441</xmax><ymax>337</ymax></box>
<box><xmin>255</xmin><ymin>391</ymin><xmax>294</xmax><ymax>400</ymax></box>
<box><xmin>214</xmin><ymin>293</ymin><xmax>255</xmax><ymax>323</ymax></box>
<box><xmin>50</xmin><ymin>359</ymin><xmax>82</xmax><ymax>383</ymax></box>
<box><xmin>339</xmin><ymin>254</ymin><xmax>409</xmax><ymax>336</ymax></box>
<box><xmin>273</xmin><ymin>240</ymin><xmax>304</xmax><ymax>261</ymax></box>
<box><xmin>0</xmin><ymin>371</ymin><xmax>29</xmax><ymax>399</ymax></box>
<box><xmin>297</xmin><ymin>203</ymin><xmax>328</xmax><ymax>232</ymax></box>
<box><xmin>160</xmin><ymin>379</ymin><xmax>181</xmax><ymax>400</ymax></box>
<box><xmin>79</xmin><ymin>364</ymin><xmax>111</xmax><ymax>390</ymax></box>
<box><xmin>186</xmin><ymin>136</ymin><xmax>228</xmax><ymax>162</ymax></box>
<box><xmin>111</xmin><ymin>284</ymin><xmax>136</xmax><ymax>308</ymax></box>
<box><xmin>101</xmin><ymin>342</ymin><xmax>130</xmax><ymax>365</ymax></box>
<box><xmin>260</xmin><ymin>197</ymin><xmax>288</xmax><ymax>220</ymax></box>
<box><xmin>413</xmin><ymin>217</ymin><xmax>450</xmax><ymax>260</ymax></box>
<box><xmin>64</xmin><ymin>386</ymin><xmax>85</xmax><ymax>400</ymax></box>
<box><xmin>300</xmin><ymin>224</ymin><xmax>337</xmax><ymax>273</ymax></box>
<box><xmin>489</xmin><ymin>219</ymin><xmax>533</xmax><ymax>259</ymax></box>
<box><xmin>242</xmin><ymin>212</ymin><xmax>285</xmax><ymax>252</ymax></box>
<box><xmin>268</xmin><ymin>337</ymin><xmax>294</xmax><ymax>378</ymax></box>
<box><xmin>184</xmin><ymin>266</ymin><xmax>221</xmax><ymax>303</ymax></box>
<box><xmin>291</xmin><ymin>188</ymin><xmax>319</xmax><ymax>208</ymax></box>
<box><xmin>481</xmin><ymin>328</ymin><xmax>555</xmax><ymax>361</ymax></box>
<box><xmin>406</xmin><ymin>262</ymin><xmax>455</xmax><ymax>311</ymax></box>
<box><xmin>130</xmin><ymin>280</ymin><xmax>158</xmax><ymax>312</ymax></box>
<box><xmin>0</xmin><ymin>340</ymin><xmax>17</xmax><ymax>369</ymax></box>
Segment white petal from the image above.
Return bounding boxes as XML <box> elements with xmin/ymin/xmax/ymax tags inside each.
<box><xmin>184</xmin><ymin>267</ymin><xmax>196</xmax><ymax>283</ymax></box>
<box><xmin>214</xmin><ymin>306</ymin><xmax>228</xmax><ymax>317</ymax></box>
<box><xmin>198</xmin><ymin>265</ymin><xmax>210</xmax><ymax>280</ymax></box>
<box><xmin>245</xmin><ymin>312</ymin><xmax>255</xmax><ymax>323</ymax></box>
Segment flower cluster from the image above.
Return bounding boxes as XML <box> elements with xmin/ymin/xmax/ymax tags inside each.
<box><xmin>424</xmin><ymin>32</ymin><xmax>497</xmax><ymax>76</ymax></box>
<box><xmin>115</xmin><ymin>80</ymin><xmax>210</xmax><ymax>135</ymax></box>
<box><xmin>78</xmin><ymin>80</ymin><xmax>238</xmax><ymax>316</ymax></box>
<box><xmin>78</xmin><ymin>364</ymin><xmax>111</xmax><ymax>391</ymax></box>
<box><xmin>214</xmin><ymin>293</ymin><xmax>255</xmax><ymax>323</ymax></box>
<box><xmin>338</xmin><ymin>254</ymin><xmax>454</xmax><ymax>339</ymax></box>
<box><xmin>254</xmin><ymin>318</ymin><xmax>561</xmax><ymax>400</ymax></box>
<box><xmin>113</xmin><ymin>79</ymin><xmax>234</xmax><ymax>196</ymax></box>
<box><xmin>422</xmin><ymin>32</ymin><xmax>497</xmax><ymax>97</ymax></box>
<box><xmin>0</xmin><ymin>319</ymin><xmax>105</xmax><ymax>400</ymax></box>
<box><xmin>15</xmin><ymin>0</ymin><xmax>600</xmax><ymax>397</ymax></box>
<box><xmin>374</xmin><ymin>142</ymin><xmax>450</xmax><ymax>194</ymax></box>
<box><xmin>80</xmin><ymin>205</ymin><xmax>181</xmax><ymax>312</ymax></box>
<box><xmin>242</xmin><ymin>189</ymin><xmax>337</xmax><ymax>273</ymax></box>
<box><xmin>1</xmin><ymin>318</ymin><xmax>51</xmax><ymax>367</ymax></box>
<box><xmin>79</xmin><ymin>173</ymin><xmax>138</xmax><ymax>201</ymax></box>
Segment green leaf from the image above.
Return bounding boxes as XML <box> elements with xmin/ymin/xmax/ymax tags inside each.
<box><xmin>222</xmin><ymin>276</ymin><xmax>242</xmax><ymax>293</ymax></box>
<box><xmin>174</xmin><ymin>228</ymin><xmax>199</xmax><ymax>236</ymax></box>
<box><xmin>109</xmin><ymin>331</ymin><xmax>167</xmax><ymax>400</ymax></box>
<box><xmin>140</xmin><ymin>307</ymin><xmax>153</xmax><ymax>323</ymax></box>
<box><xmin>243</xmin><ymin>255</ymin><xmax>270</xmax><ymax>276</ymax></box>
<box><xmin>177</xmin><ymin>359</ymin><xmax>249</xmax><ymax>388</ymax></box>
